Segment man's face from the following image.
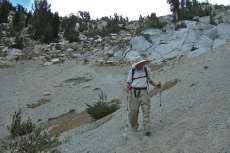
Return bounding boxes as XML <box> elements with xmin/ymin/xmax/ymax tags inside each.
<box><xmin>136</xmin><ymin>62</ymin><xmax>144</xmax><ymax>69</ymax></box>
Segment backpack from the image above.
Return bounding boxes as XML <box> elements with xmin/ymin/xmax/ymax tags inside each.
<box><xmin>131</xmin><ymin>66</ymin><xmax>148</xmax><ymax>82</ymax></box>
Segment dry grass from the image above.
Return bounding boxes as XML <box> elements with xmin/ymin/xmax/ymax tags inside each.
<box><xmin>27</xmin><ymin>98</ymin><xmax>51</xmax><ymax>108</ymax></box>
<box><xmin>0</xmin><ymin>65</ymin><xmax>13</xmax><ymax>69</ymax></box>
<box><xmin>64</xmin><ymin>77</ymin><xmax>92</xmax><ymax>84</ymax></box>
<box><xmin>43</xmin><ymin>99</ymin><xmax>119</xmax><ymax>135</ymax></box>
<box><xmin>47</xmin><ymin>110</ymin><xmax>92</xmax><ymax>135</ymax></box>
<box><xmin>109</xmin><ymin>99</ymin><xmax>120</xmax><ymax>104</ymax></box>
<box><xmin>148</xmin><ymin>63</ymin><xmax>167</xmax><ymax>71</ymax></box>
<box><xmin>149</xmin><ymin>79</ymin><xmax>181</xmax><ymax>97</ymax></box>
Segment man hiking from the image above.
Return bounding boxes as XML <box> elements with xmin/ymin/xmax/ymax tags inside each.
<box><xmin>126</xmin><ymin>56</ymin><xmax>162</xmax><ymax>136</ymax></box>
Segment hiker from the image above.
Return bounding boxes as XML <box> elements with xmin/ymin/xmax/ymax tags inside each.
<box><xmin>126</xmin><ymin>56</ymin><xmax>162</xmax><ymax>136</ymax></box>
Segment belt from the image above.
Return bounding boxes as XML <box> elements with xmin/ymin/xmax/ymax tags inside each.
<box><xmin>131</xmin><ymin>87</ymin><xmax>147</xmax><ymax>98</ymax></box>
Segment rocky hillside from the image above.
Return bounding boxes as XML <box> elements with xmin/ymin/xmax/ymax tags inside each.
<box><xmin>1</xmin><ymin>6</ymin><xmax>230</xmax><ymax>65</ymax></box>
<box><xmin>0</xmin><ymin>5</ymin><xmax>230</xmax><ymax>153</ymax></box>
<box><xmin>0</xmin><ymin>36</ymin><xmax>229</xmax><ymax>153</ymax></box>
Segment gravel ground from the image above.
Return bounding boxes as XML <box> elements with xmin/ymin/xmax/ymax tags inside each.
<box><xmin>0</xmin><ymin>42</ymin><xmax>229</xmax><ymax>153</ymax></box>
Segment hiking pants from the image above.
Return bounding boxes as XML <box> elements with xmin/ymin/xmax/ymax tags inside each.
<box><xmin>129</xmin><ymin>88</ymin><xmax>151</xmax><ymax>130</ymax></box>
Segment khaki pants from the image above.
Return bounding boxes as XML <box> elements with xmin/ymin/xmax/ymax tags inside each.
<box><xmin>129</xmin><ymin>88</ymin><xmax>151</xmax><ymax>130</ymax></box>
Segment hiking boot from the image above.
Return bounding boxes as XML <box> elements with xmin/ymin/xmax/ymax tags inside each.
<box><xmin>144</xmin><ymin>130</ymin><xmax>151</xmax><ymax>136</ymax></box>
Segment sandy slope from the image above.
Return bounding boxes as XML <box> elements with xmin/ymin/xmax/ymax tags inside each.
<box><xmin>0</xmin><ymin>42</ymin><xmax>230</xmax><ymax>152</ymax></box>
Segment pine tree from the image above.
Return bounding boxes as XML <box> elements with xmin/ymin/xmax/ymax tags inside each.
<box><xmin>52</xmin><ymin>12</ymin><xmax>60</xmax><ymax>38</ymax></box>
<box><xmin>0</xmin><ymin>0</ymin><xmax>15</xmax><ymax>23</ymax></box>
<box><xmin>43</xmin><ymin>24</ymin><xmax>54</xmax><ymax>43</ymax></box>
<box><xmin>167</xmin><ymin>0</ymin><xmax>180</xmax><ymax>21</ymax></box>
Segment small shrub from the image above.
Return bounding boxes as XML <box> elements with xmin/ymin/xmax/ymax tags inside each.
<box><xmin>85</xmin><ymin>90</ymin><xmax>119</xmax><ymax>120</ymax></box>
<box><xmin>55</xmin><ymin>44</ymin><xmax>61</xmax><ymax>50</ymax></box>
<box><xmin>191</xmin><ymin>45</ymin><xmax>198</xmax><ymax>51</ymax></box>
<box><xmin>175</xmin><ymin>22</ymin><xmax>187</xmax><ymax>30</ymax></box>
<box><xmin>69</xmin><ymin>109</ymin><xmax>75</xmax><ymax>113</ymax></box>
<box><xmin>9</xmin><ymin>127</ymin><xmax>59</xmax><ymax>153</ymax></box>
<box><xmin>11</xmin><ymin>35</ymin><xmax>24</xmax><ymax>50</ymax></box>
<box><xmin>4</xmin><ymin>109</ymin><xmax>60</xmax><ymax>153</ymax></box>
<box><xmin>149</xmin><ymin>79</ymin><xmax>181</xmax><ymax>97</ymax></box>
<box><xmin>141</xmin><ymin>34</ymin><xmax>152</xmax><ymax>43</ymax></box>
<box><xmin>7</xmin><ymin>109</ymin><xmax>35</xmax><ymax>137</ymax></box>
<box><xmin>204</xmin><ymin>66</ymin><xmax>208</xmax><ymax>69</ymax></box>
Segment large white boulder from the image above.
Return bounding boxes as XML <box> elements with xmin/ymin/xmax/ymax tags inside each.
<box><xmin>124</xmin><ymin>51</ymin><xmax>140</xmax><ymax>61</ymax></box>
<box><xmin>188</xmin><ymin>47</ymin><xmax>211</xmax><ymax>59</ymax></box>
<box><xmin>147</xmin><ymin>51</ymin><xmax>162</xmax><ymax>64</ymax></box>
<box><xmin>130</xmin><ymin>36</ymin><xmax>152</xmax><ymax>52</ymax></box>
<box><xmin>154</xmin><ymin>43</ymin><xmax>174</xmax><ymax>56</ymax></box>
<box><xmin>199</xmin><ymin>16</ymin><xmax>210</xmax><ymax>23</ymax></box>
<box><xmin>114</xmin><ymin>51</ymin><xmax>123</xmax><ymax>58</ymax></box>
<box><xmin>213</xmin><ymin>38</ymin><xmax>227</xmax><ymax>48</ymax></box>
<box><xmin>7</xmin><ymin>48</ymin><xmax>22</xmax><ymax>56</ymax></box>
<box><xmin>203</xmin><ymin>27</ymin><xmax>218</xmax><ymax>39</ymax></box>
<box><xmin>194</xmin><ymin>35</ymin><xmax>213</xmax><ymax>49</ymax></box>
<box><xmin>221</xmin><ymin>14</ymin><xmax>230</xmax><ymax>23</ymax></box>
<box><xmin>142</xmin><ymin>28</ymin><xmax>162</xmax><ymax>36</ymax></box>
<box><xmin>217</xmin><ymin>23</ymin><xmax>230</xmax><ymax>39</ymax></box>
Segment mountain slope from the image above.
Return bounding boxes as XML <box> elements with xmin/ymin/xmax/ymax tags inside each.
<box><xmin>55</xmin><ymin>42</ymin><xmax>230</xmax><ymax>152</ymax></box>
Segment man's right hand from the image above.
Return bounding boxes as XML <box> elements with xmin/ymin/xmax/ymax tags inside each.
<box><xmin>126</xmin><ymin>87</ymin><xmax>130</xmax><ymax>92</ymax></box>
<box><xmin>157</xmin><ymin>82</ymin><xmax>163</xmax><ymax>88</ymax></box>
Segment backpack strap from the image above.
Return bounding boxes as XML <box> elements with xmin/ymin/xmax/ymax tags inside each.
<box><xmin>132</xmin><ymin>67</ymin><xmax>148</xmax><ymax>81</ymax></box>
<box><xmin>144</xmin><ymin>67</ymin><xmax>148</xmax><ymax>81</ymax></box>
<box><xmin>132</xmin><ymin>68</ymin><xmax>135</xmax><ymax>82</ymax></box>
<box><xmin>131</xmin><ymin>67</ymin><xmax>149</xmax><ymax>89</ymax></box>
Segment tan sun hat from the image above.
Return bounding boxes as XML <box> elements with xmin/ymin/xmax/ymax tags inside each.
<box><xmin>132</xmin><ymin>56</ymin><xmax>147</xmax><ymax>68</ymax></box>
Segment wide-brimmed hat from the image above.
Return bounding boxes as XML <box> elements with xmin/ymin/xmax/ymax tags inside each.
<box><xmin>132</xmin><ymin>56</ymin><xmax>147</xmax><ymax>68</ymax></box>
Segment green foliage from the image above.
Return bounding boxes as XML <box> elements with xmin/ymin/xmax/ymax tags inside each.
<box><xmin>167</xmin><ymin>0</ymin><xmax>180</xmax><ymax>21</ymax></box>
<box><xmin>146</xmin><ymin>13</ymin><xmax>167</xmax><ymax>29</ymax></box>
<box><xmin>79</xmin><ymin>22</ymin><xmax>88</xmax><ymax>32</ymax></box>
<box><xmin>78</xmin><ymin>11</ymin><xmax>90</xmax><ymax>20</ymax></box>
<box><xmin>201</xmin><ymin>6</ymin><xmax>213</xmax><ymax>17</ymax></box>
<box><xmin>13</xmin><ymin>10</ymin><xmax>25</xmax><ymax>32</ymax></box>
<box><xmin>11</xmin><ymin>35</ymin><xmax>24</xmax><ymax>49</ymax></box>
<box><xmin>0</xmin><ymin>0</ymin><xmax>15</xmax><ymax>23</ymax></box>
<box><xmin>52</xmin><ymin>12</ymin><xmax>60</xmax><ymax>38</ymax></box>
<box><xmin>86</xmin><ymin>90</ymin><xmax>119</xmax><ymax>120</ymax></box>
<box><xmin>214</xmin><ymin>4</ymin><xmax>226</xmax><ymax>9</ymax></box>
<box><xmin>175</xmin><ymin>22</ymin><xmax>187</xmax><ymax>30</ymax></box>
<box><xmin>4</xmin><ymin>109</ymin><xmax>59</xmax><ymax>152</ymax></box>
<box><xmin>7</xmin><ymin>109</ymin><xmax>34</xmax><ymax>137</ymax></box>
<box><xmin>13</xmin><ymin>11</ymin><xmax>20</xmax><ymax>27</ymax></box>
<box><xmin>210</xmin><ymin>12</ymin><xmax>217</xmax><ymax>25</ymax></box>
<box><xmin>135</xmin><ymin>26</ymin><xmax>144</xmax><ymax>36</ymax></box>
<box><xmin>61</xmin><ymin>15</ymin><xmax>80</xmax><ymax>42</ymax></box>
<box><xmin>25</xmin><ymin>11</ymin><xmax>32</xmax><ymax>27</ymax></box>
<box><xmin>9</xmin><ymin>127</ymin><xmax>59</xmax><ymax>153</ymax></box>
<box><xmin>32</xmin><ymin>0</ymin><xmax>60</xmax><ymax>43</ymax></box>
<box><xmin>106</xmin><ymin>19</ymin><xmax>119</xmax><ymax>34</ymax></box>
<box><xmin>61</xmin><ymin>15</ymin><xmax>79</xmax><ymax>32</ymax></box>
<box><xmin>177</xmin><ymin>1</ymin><xmax>216</xmax><ymax>22</ymax></box>
<box><xmin>191</xmin><ymin>45</ymin><xmax>198</xmax><ymax>51</ymax></box>
<box><xmin>55</xmin><ymin>44</ymin><xmax>61</xmax><ymax>50</ymax></box>
<box><xmin>64</xmin><ymin>27</ymin><xmax>80</xmax><ymax>43</ymax></box>
<box><xmin>6</xmin><ymin>24</ymin><xmax>16</xmax><ymax>37</ymax></box>
<box><xmin>43</xmin><ymin>24</ymin><xmax>54</xmax><ymax>43</ymax></box>
<box><xmin>142</xmin><ymin>34</ymin><xmax>152</xmax><ymax>43</ymax></box>
<box><xmin>0</xmin><ymin>26</ymin><xmax>3</xmax><ymax>43</ymax></box>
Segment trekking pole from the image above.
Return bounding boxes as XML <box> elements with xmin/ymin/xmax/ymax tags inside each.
<box><xmin>157</xmin><ymin>82</ymin><xmax>163</xmax><ymax>123</ymax></box>
<box><xmin>125</xmin><ymin>92</ymin><xmax>129</xmax><ymax>140</ymax></box>
<box><xmin>159</xmin><ymin>89</ymin><xmax>162</xmax><ymax>123</ymax></box>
